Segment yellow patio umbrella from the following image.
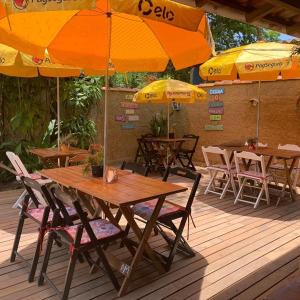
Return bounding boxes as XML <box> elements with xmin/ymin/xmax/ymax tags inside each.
<box><xmin>0</xmin><ymin>0</ymin><xmax>212</xmax><ymax>173</ymax></box>
<box><xmin>0</xmin><ymin>42</ymin><xmax>107</xmax><ymax>156</ymax></box>
<box><xmin>134</xmin><ymin>78</ymin><xmax>207</xmax><ymax>137</ymax></box>
<box><xmin>199</xmin><ymin>41</ymin><xmax>300</xmax><ymax>140</ymax></box>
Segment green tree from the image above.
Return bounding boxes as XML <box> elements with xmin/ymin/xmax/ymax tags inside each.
<box><xmin>208</xmin><ymin>14</ymin><xmax>280</xmax><ymax>51</ymax></box>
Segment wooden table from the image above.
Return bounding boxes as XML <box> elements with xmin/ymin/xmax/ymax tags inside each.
<box><xmin>221</xmin><ymin>146</ymin><xmax>300</xmax><ymax>202</ymax></box>
<box><xmin>29</xmin><ymin>147</ymin><xmax>88</xmax><ymax>166</ymax></box>
<box><xmin>40</xmin><ymin>165</ymin><xmax>187</xmax><ymax>296</ymax></box>
<box><xmin>145</xmin><ymin>137</ymin><xmax>190</xmax><ymax>166</ymax></box>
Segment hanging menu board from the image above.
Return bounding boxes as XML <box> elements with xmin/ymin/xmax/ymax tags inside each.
<box><xmin>205</xmin><ymin>88</ymin><xmax>224</xmax><ymax>131</ymax></box>
<box><xmin>117</xmin><ymin>94</ymin><xmax>140</xmax><ymax>129</ymax></box>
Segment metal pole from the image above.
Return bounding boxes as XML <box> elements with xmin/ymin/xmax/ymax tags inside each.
<box><xmin>57</xmin><ymin>77</ymin><xmax>61</xmax><ymax>167</ymax></box>
<box><xmin>256</xmin><ymin>80</ymin><xmax>261</xmax><ymax>143</ymax></box>
<box><xmin>103</xmin><ymin>5</ymin><xmax>112</xmax><ymax>179</ymax></box>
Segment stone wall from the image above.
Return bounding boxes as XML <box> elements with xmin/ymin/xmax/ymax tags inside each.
<box><xmin>97</xmin><ymin>79</ymin><xmax>300</xmax><ymax>165</ymax></box>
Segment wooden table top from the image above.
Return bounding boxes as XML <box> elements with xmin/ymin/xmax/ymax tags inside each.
<box><xmin>222</xmin><ymin>146</ymin><xmax>300</xmax><ymax>160</ymax></box>
<box><xmin>40</xmin><ymin>165</ymin><xmax>187</xmax><ymax>206</ymax></box>
<box><xmin>29</xmin><ymin>147</ymin><xmax>89</xmax><ymax>159</ymax></box>
<box><xmin>146</xmin><ymin>137</ymin><xmax>190</xmax><ymax>143</ymax></box>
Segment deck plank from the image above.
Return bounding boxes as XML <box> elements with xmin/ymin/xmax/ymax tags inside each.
<box><xmin>0</xmin><ymin>179</ymin><xmax>299</xmax><ymax>300</ymax></box>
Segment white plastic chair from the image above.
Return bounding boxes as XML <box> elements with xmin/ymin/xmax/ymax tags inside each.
<box><xmin>202</xmin><ymin>146</ymin><xmax>237</xmax><ymax>199</ymax></box>
<box><xmin>234</xmin><ymin>151</ymin><xmax>271</xmax><ymax>209</ymax></box>
<box><xmin>6</xmin><ymin>152</ymin><xmax>51</xmax><ymax>208</ymax></box>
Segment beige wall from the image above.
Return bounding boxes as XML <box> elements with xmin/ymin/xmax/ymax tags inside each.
<box><xmin>96</xmin><ymin>80</ymin><xmax>300</xmax><ymax>165</ymax></box>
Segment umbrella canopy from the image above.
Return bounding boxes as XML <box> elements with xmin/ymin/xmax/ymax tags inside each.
<box><xmin>200</xmin><ymin>42</ymin><xmax>300</xmax><ymax>81</ymax></box>
<box><xmin>133</xmin><ymin>79</ymin><xmax>207</xmax><ymax>103</ymax></box>
<box><xmin>0</xmin><ymin>43</ymin><xmax>107</xmax><ymax>77</ymax></box>
<box><xmin>134</xmin><ymin>78</ymin><xmax>207</xmax><ymax>138</ymax></box>
<box><xmin>0</xmin><ymin>0</ymin><xmax>212</xmax><ymax>72</ymax></box>
<box><xmin>0</xmin><ymin>0</ymin><xmax>212</xmax><ymax>176</ymax></box>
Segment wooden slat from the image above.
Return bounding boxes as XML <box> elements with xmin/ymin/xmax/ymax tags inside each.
<box><xmin>1</xmin><ymin>173</ymin><xmax>300</xmax><ymax>300</ymax></box>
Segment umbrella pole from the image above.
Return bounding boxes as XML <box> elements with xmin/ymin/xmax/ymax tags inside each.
<box><xmin>256</xmin><ymin>80</ymin><xmax>261</xmax><ymax>143</ymax></box>
<box><xmin>57</xmin><ymin>77</ymin><xmax>61</xmax><ymax>167</ymax></box>
<box><xmin>103</xmin><ymin>8</ymin><xmax>112</xmax><ymax>180</ymax></box>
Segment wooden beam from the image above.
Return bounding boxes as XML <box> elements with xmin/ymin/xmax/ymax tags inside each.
<box><xmin>264</xmin><ymin>0</ymin><xmax>300</xmax><ymax>14</ymax></box>
<box><xmin>246</xmin><ymin>3</ymin><xmax>275</xmax><ymax>23</ymax></box>
<box><xmin>287</xmin><ymin>23</ymin><xmax>300</xmax><ymax>35</ymax></box>
<box><xmin>195</xmin><ymin>0</ymin><xmax>210</xmax><ymax>7</ymax></box>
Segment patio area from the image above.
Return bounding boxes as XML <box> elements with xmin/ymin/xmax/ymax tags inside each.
<box><xmin>1</xmin><ymin>172</ymin><xmax>300</xmax><ymax>300</ymax></box>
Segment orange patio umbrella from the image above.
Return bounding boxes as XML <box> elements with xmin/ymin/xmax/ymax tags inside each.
<box><xmin>0</xmin><ymin>0</ymin><xmax>212</xmax><ymax>171</ymax></box>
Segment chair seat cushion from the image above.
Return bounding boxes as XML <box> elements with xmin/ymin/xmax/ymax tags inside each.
<box><xmin>63</xmin><ymin>219</ymin><xmax>121</xmax><ymax>245</ymax></box>
<box><xmin>27</xmin><ymin>206</ymin><xmax>77</xmax><ymax>223</ymax></box>
<box><xmin>238</xmin><ymin>170</ymin><xmax>271</xmax><ymax>180</ymax></box>
<box><xmin>133</xmin><ymin>199</ymin><xmax>184</xmax><ymax>221</ymax></box>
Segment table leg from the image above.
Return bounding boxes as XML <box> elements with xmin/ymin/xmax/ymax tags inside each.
<box><xmin>276</xmin><ymin>159</ymin><xmax>296</xmax><ymax>206</ymax></box>
<box><xmin>118</xmin><ymin>198</ymin><xmax>166</xmax><ymax>296</ymax></box>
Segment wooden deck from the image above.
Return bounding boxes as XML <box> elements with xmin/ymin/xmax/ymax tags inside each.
<box><xmin>1</xmin><ymin>174</ymin><xmax>300</xmax><ymax>300</ymax></box>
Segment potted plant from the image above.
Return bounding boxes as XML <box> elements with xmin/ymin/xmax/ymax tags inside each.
<box><xmin>245</xmin><ymin>137</ymin><xmax>258</xmax><ymax>150</ymax></box>
<box><xmin>149</xmin><ymin>112</ymin><xmax>168</xmax><ymax>137</ymax></box>
<box><xmin>83</xmin><ymin>146</ymin><xmax>104</xmax><ymax>177</ymax></box>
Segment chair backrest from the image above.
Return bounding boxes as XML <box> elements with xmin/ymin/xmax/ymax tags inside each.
<box><xmin>202</xmin><ymin>146</ymin><xmax>231</xmax><ymax>170</ymax></box>
<box><xmin>163</xmin><ymin>166</ymin><xmax>201</xmax><ymax>213</ymax></box>
<box><xmin>21</xmin><ymin>176</ymin><xmax>55</xmax><ymax>209</ymax></box>
<box><xmin>121</xmin><ymin>161</ymin><xmax>150</xmax><ymax>176</ymax></box>
<box><xmin>183</xmin><ymin>134</ymin><xmax>199</xmax><ymax>152</ymax></box>
<box><xmin>278</xmin><ymin>144</ymin><xmax>300</xmax><ymax>151</ymax></box>
<box><xmin>234</xmin><ymin>151</ymin><xmax>266</xmax><ymax>177</ymax></box>
<box><xmin>6</xmin><ymin>151</ymin><xmax>30</xmax><ymax>177</ymax></box>
<box><xmin>53</xmin><ymin>188</ymin><xmax>105</xmax><ymax>243</ymax></box>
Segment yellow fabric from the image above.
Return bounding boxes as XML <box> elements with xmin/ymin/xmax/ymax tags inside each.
<box><xmin>133</xmin><ymin>79</ymin><xmax>207</xmax><ymax>104</ymax></box>
<box><xmin>200</xmin><ymin>42</ymin><xmax>300</xmax><ymax>81</ymax></box>
<box><xmin>2</xmin><ymin>0</ymin><xmax>96</xmax><ymax>14</ymax></box>
<box><xmin>110</xmin><ymin>0</ymin><xmax>204</xmax><ymax>31</ymax></box>
<box><xmin>0</xmin><ymin>0</ymin><xmax>211</xmax><ymax>72</ymax></box>
<box><xmin>0</xmin><ymin>43</ymin><xmax>107</xmax><ymax>77</ymax></box>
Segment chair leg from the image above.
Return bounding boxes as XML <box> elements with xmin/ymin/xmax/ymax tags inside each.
<box><xmin>38</xmin><ymin>231</ymin><xmax>55</xmax><ymax>286</ymax></box>
<box><xmin>61</xmin><ymin>250</ymin><xmax>78</xmax><ymax>300</ymax></box>
<box><xmin>120</xmin><ymin>223</ymin><xmax>130</xmax><ymax>248</ymax></box>
<box><xmin>204</xmin><ymin>171</ymin><xmax>217</xmax><ymax>195</ymax></box>
<box><xmin>234</xmin><ymin>177</ymin><xmax>246</xmax><ymax>205</ymax></box>
<box><xmin>28</xmin><ymin>227</ymin><xmax>46</xmax><ymax>282</ymax></box>
<box><xmin>95</xmin><ymin>246</ymin><xmax>120</xmax><ymax>291</ymax></box>
<box><xmin>220</xmin><ymin>175</ymin><xmax>230</xmax><ymax>199</ymax></box>
<box><xmin>231</xmin><ymin>175</ymin><xmax>237</xmax><ymax>196</ymax></box>
<box><xmin>165</xmin><ymin>219</ymin><xmax>188</xmax><ymax>271</ymax></box>
<box><xmin>10</xmin><ymin>215</ymin><xmax>25</xmax><ymax>262</ymax></box>
<box><xmin>254</xmin><ymin>184</ymin><xmax>265</xmax><ymax>209</ymax></box>
<box><xmin>264</xmin><ymin>181</ymin><xmax>270</xmax><ymax>205</ymax></box>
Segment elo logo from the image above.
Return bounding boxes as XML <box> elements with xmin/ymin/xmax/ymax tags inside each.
<box><xmin>138</xmin><ymin>0</ymin><xmax>175</xmax><ymax>21</ymax></box>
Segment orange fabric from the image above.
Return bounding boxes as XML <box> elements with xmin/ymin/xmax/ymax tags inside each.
<box><xmin>0</xmin><ymin>0</ymin><xmax>211</xmax><ymax>72</ymax></box>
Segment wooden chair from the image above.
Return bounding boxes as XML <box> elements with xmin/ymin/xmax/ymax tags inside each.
<box><xmin>130</xmin><ymin>167</ymin><xmax>201</xmax><ymax>271</ymax></box>
<box><xmin>114</xmin><ymin>162</ymin><xmax>150</xmax><ymax>224</ymax></box>
<box><xmin>202</xmin><ymin>146</ymin><xmax>237</xmax><ymax>199</ymax></box>
<box><xmin>234</xmin><ymin>151</ymin><xmax>271</xmax><ymax>208</ymax></box>
<box><xmin>38</xmin><ymin>187</ymin><xmax>129</xmax><ymax>300</ymax></box>
<box><xmin>11</xmin><ymin>177</ymin><xmax>77</xmax><ymax>283</ymax></box>
<box><xmin>6</xmin><ymin>151</ymin><xmax>51</xmax><ymax>208</ymax></box>
<box><xmin>269</xmin><ymin>144</ymin><xmax>300</xmax><ymax>190</ymax></box>
<box><xmin>177</xmin><ymin>134</ymin><xmax>199</xmax><ymax>170</ymax></box>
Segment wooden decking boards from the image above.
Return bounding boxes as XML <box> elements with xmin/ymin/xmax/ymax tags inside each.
<box><xmin>0</xmin><ymin>175</ymin><xmax>299</xmax><ymax>300</ymax></box>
